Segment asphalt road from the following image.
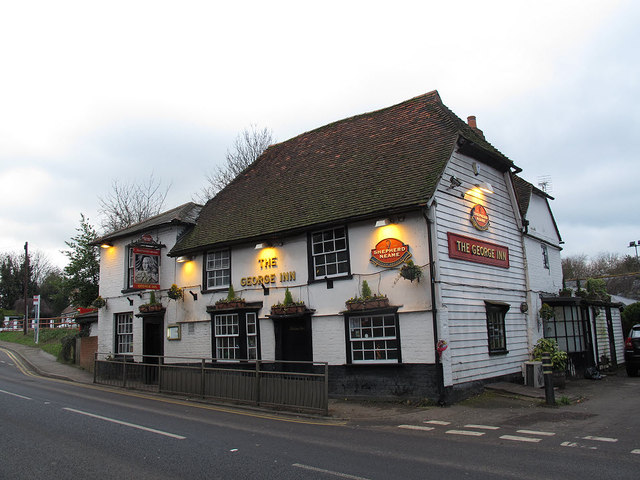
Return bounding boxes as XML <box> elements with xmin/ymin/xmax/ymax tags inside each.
<box><xmin>1</xmin><ymin>349</ymin><xmax>639</xmax><ymax>479</ymax></box>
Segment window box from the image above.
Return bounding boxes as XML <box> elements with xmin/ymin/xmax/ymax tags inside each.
<box><xmin>346</xmin><ymin>297</ymin><xmax>389</xmax><ymax>311</ymax></box>
<box><xmin>271</xmin><ymin>304</ymin><xmax>306</xmax><ymax>315</ymax></box>
<box><xmin>215</xmin><ymin>300</ymin><xmax>247</xmax><ymax>310</ymax></box>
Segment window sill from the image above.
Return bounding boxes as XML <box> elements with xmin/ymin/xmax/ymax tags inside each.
<box><xmin>310</xmin><ymin>274</ymin><xmax>352</xmax><ymax>284</ymax></box>
<box><xmin>489</xmin><ymin>350</ymin><xmax>509</xmax><ymax>356</ymax></box>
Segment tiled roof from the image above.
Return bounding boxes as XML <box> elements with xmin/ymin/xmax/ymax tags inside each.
<box><xmin>511</xmin><ymin>174</ymin><xmax>554</xmax><ymax>218</ymax></box>
<box><xmin>171</xmin><ymin>91</ymin><xmax>515</xmax><ymax>255</ymax></box>
<box><xmin>93</xmin><ymin>202</ymin><xmax>202</xmax><ymax>245</ymax></box>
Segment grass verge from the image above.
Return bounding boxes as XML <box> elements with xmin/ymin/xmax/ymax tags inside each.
<box><xmin>0</xmin><ymin>329</ymin><xmax>77</xmax><ymax>359</ymax></box>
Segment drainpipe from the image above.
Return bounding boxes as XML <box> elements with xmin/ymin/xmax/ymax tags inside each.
<box><xmin>423</xmin><ymin>207</ymin><xmax>445</xmax><ymax>405</ymax></box>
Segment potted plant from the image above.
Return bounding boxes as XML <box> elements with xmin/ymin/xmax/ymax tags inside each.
<box><xmin>345</xmin><ymin>280</ymin><xmax>389</xmax><ymax>310</ymax></box>
<box><xmin>271</xmin><ymin>288</ymin><xmax>306</xmax><ymax>315</ymax></box>
<box><xmin>531</xmin><ymin>338</ymin><xmax>568</xmax><ymax>389</ymax></box>
<box><xmin>399</xmin><ymin>260</ymin><xmax>422</xmax><ymax>283</ymax></box>
<box><xmin>148</xmin><ymin>291</ymin><xmax>164</xmax><ymax>312</ymax></box>
<box><xmin>92</xmin><ymin>296</ymin><xmax>106</xmax><ymax>309</ymax></box>
<box><xmin>538</xmin><ymin>303</ymin><xmax>554</xmax><ymax>321</ymax></box>
<box><xmin>167</xmin><ymin>283</ymin><xmax>183</xmax><ymax>301</ymax></box>
<box><xmin>215</xmin><ymin>285</ymin><xmax>246</xmax><ymax>309</ymax></box>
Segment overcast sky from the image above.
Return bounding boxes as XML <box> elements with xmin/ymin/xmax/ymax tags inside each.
<box><xmin>1</xmin><ymin>0</ymin><xmax>638</xmax><ymax>269</ymax></box>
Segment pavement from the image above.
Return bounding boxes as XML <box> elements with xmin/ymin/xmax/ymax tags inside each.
<box><xmin>1</xmin><ymin>339</ymin><xmax>635</xmax><ymax>427</ymax></box>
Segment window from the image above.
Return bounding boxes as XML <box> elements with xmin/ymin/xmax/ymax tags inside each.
<box><xmin>541</xmin><ymin>244</ymin><xmax>550</xmax><ymax>269</ymax></box>
<box><xmin>311</xmin><ymin>227</ymin><xmax>349</xmax><ymax>280</ymax></box>
<box><xmin>206</xmin><ymin>249</ymin><xmax>230</xmax><ymax>290</ymax></box>
<box><xmin>115</xmin><ymin>312</ymin><xmax>133</xmax><ymax>354</ymax></box>
<box><xmin>127</xmin><ymin>248</ymin><xmax>135</xmax><ymax>289</ymax></box>
<box><xmin>213</xmin><ymin>312</ymin><xmax>260</xmax><ymax>360</ymax></box>
<box><xmin>347</xmin><ymin>314</ymin><xmax>399</xmax><ymax>364</ymax></box>
<box><xmin>485</xmin><ymin>302</ymin><xmax>509</xmax><ymax>354</ymax></box>
<box><xmin>543</xmin><ymin>304</ymin><xmax>588</xmax><ymax>353</ymax></box>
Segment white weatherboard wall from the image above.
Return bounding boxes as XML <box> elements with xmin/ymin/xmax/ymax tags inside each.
<box><xmin>521</xmin><ymin>191</ymin><xmax>563</xmax><ymax>349</ymax></box>
<box><xmin>433</xmin><ymin>151</ymin><xmax>528</xmax><ymax>387</ymax></box>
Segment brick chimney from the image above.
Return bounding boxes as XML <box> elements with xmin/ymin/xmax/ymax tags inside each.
<box><xmin>467</xmin><ymin>115</ymin><xmax>484</xmax><ymax>139</ymax></box>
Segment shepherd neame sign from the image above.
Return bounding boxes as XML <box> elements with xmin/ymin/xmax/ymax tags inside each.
<box><xmin>447</xmin><ymin>232</ymin><xmax>509</xmax><ymax>269</ymax></box>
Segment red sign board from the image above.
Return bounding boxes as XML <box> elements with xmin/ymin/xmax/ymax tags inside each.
<box><xmin>371</xmin><ymin>238</ymin><xmax>412</xmax><ymax>268</ymax></box>
<box><xmin>133</xmin><ymin>247</ymin><xmax>161</xmax><ymax>290</ymax></box>
<box><xmin>447</xmin><ymin>232</ymin><xmax>509</xmax><ymax>269</ymax></box>
<box><xmin>470</xmin><ymin>204</ymin><xmax>490</xmax><ymax>231</ymax></box>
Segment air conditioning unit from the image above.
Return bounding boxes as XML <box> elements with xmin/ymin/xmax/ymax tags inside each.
<box><xmin>523</xmin><ymin>361</ymin><xmax>544</xmax><ymax>388</ymax></box>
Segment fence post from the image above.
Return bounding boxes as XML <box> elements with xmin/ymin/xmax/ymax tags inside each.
<box><xmin>122</xmin><ymin>359</ymin><xmax>127</xmax><ymax>388</ymax></box>
<box><xmin>255</xmin><ymin>360</ymin><xmax>261</xmax><ymax>406</ymax></box>
<box><xmin>157</xmin><ymin>356</ymin><xmax>162</xmax><ymax>393</ymax></box>
<box><xmin>324</xmin><ymin>363</ymin><xmax>329</xmax><ymax>416</ymax></box>
<box><xmin>93</xmin><ymin>352</ymin><xmax>97</xmax><ymax>384</ymax></box>
<box><xmin>542</xmin><ymin>352</ymin><xmax>555</xmax><ymax>406</ymax></box>
<box><xmin>201</xmin><ymin>359</ymin><xmax>206</xmax><ymax>398</ymax></box>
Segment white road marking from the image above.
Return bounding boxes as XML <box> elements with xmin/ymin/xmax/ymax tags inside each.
<box><xmin>631</xmin><ymin>449</ymin><xmax>640</xmax><ymax>455</ymax></box>
<box><xmin>581</xmin><ymin>436</ymin><xmax>618</xmax><ymax>443</ymax></box>
<box><xmin>446</xmin><ymin>430</ymin><xmax>485</xmax><ymax>437</ymax></box>
<box><xmin>0</xmin><ymin>389</ymin><xmax>32</xmax><ymax>400</ymax></box>
<box><xmin>63</xmin><ymin>407</ymin><xmax>186</xmax><ymax>439</ymax></box>
<box><xmin>465</xmin><ymin>424</ymin><xmax>500</xmax><ymax>430</ymax></box>
<box><xmin>423</xmin><ymin>420</ymin><xmax>450</xmax><ymax>425</ymax></box>
<box><xmin>398</xmin><ymin>425</ymin><xmax>435</xmax><ymax>431</ymax></box>
<box><xmin>517</xmin><ymin>429</ymin><xmax>556</xmax><ymax>436</ymax></box>
<box><xmin>561</xmin><ymin>441</ymin><xmax>597</xmax><ymax>450</ymax></box>
<box><xmin>293</xmin><ymin>463</ymin><xmax>371</xmax><ymax>480</ymax></box>
<box><xmin>500</xmin><ymin>435</ymin><xmax>542</xmax><ymax>443</ymax></box>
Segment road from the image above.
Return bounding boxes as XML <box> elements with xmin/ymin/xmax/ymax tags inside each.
<box><xmin>1</xmin><ymin>349</ymin><xmax>639</xmax><ymax>479</ymax></box>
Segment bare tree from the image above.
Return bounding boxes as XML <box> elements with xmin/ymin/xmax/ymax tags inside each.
<box><xmin>197</xmin><ymin>124</ymin><xmax>274</xmax><ymax>202</ymax></box>
<box><xmin>98</xmin><ymin>173</ymin><xmax>170</xmax><ymax>233</ymax></box>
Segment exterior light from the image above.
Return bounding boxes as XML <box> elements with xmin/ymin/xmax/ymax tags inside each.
<box><xmin>476</xmin><ymin>182</ymin><xmax>494</xmax><ymax>194</ymax></box>
<box><xmin>448</xmin><ymin>175</ymin><xmax>462</xmax><ymax>190</ymax></box>
<box><xmin>375</xmin><ymin>219</ymin><xmax>391</xmax><ymax>228</ymax></box>
<box><xmin>176</xmin><ymin>256</ymin><xmax>192</xmax><ymax>263</ymax></box>
<box><xmin>255</xmin><ymin>242</ymin><xmax>271</xmax><ymax>249</ymax></box>
<box><xmin>100</xmin><ymin>242</ymin><xmax>113</xmax><ymax>249</ymax></box>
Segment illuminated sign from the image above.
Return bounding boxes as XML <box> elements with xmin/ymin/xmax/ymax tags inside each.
<box><xmin>370</xmin><ymin>238</ymin><xmax>412</xmax><ymax>268</ymax></box>
<box><xmin>240</xmin><ymin>256</ymin><xmax>297</xmax><ymax>286</ymax></box>
<box><xmin>447</xmin><ymin>232</ymin><xmax>509</xmax><ymax>269</ymax></box>
<box><xmin>470</xmin><ymin>204</ymin><xmax>490</xmax><ymax>231</ymax></box>
<box><xmin>133</xmin><ymin>247</ymin><xmax>161</xmax><ymax>290</ymax></box>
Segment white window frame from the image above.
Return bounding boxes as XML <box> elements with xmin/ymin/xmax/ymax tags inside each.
<box><xmin>127</xmin><ymin>248</ymin><xmax>135</xmax><ymax>289</ymax></box>
<box><xmin>206</xmin><ymin>249</ymin><xmax>230</xmax><ymax>290</ymax></box>
<box><xmin>115</xmin><ymin>312</ymin><xmax>133</xmax><ymax>355</ymax></box>
<box><xmin>311</xmin><ymin>227</ymin><xmax>349</xmax><ymax>280</ymax></box>
<box><xmin>246</xmin><ymin>312</ymin><xmax>258</xmax><ymax>360</ymax></box>
<box><xmin>348</xmin><ymin>314</ymin><xmax>399</xmax><ymax>364</ymax></box>
<box><xmin>214</xmin><ymin>313</ymin><xmax>239</xmax><ymax>360</ymax></box>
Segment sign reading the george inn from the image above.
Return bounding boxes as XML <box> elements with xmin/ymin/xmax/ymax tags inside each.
<box><xmin>447</xmin><ymin>232</ymin><xmax>510</xmax><ymax>269</ymax></box>
<box><xmin>370</xmin><ymin>238</ymin><xmax>412</xmax><ymax>268</ymax></box>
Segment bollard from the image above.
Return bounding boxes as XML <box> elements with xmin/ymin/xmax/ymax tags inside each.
<box><xmin>541</xmin><ymin>352</ymin><xmax>555</xmax><ymax>406</ymax></box>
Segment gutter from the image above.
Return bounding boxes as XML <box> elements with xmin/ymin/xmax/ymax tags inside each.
<box><xmin>423</xmin><ymin>207</ymin><xmax>446</xmax><ymax>405</ymax></box>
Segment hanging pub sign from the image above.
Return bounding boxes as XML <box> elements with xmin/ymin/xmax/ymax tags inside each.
<box><xmin>447</xmin><ymin>232</ymin><xmax>509</xmax><ymax>269</ymax></box>
<box><xmin>470</xmin><ymin>204</ymin><xmax>490</xmax><ymax>231</ymax></box>
<box><xmin>371</xmin><ymin>238</ymin><xmax>412</xmax><ymax>268</ymax></box>
<box><xmin>133</xmin><ymin>247</ymin><xmax>161</xmax><ymax>290</ymax></box>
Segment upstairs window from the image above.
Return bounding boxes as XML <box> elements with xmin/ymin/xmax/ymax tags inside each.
<box><xmin>311</xmin><ymin>227</ymin><xmax>350</xmax><ymax>280</ymax></box>
<box><xmin>541</xmin><ymin>244</ymin><xmax>550</xmax><ymax>270</ymax></box>
<box><xmin>206</xmin><ymin>249</ymin><xmax>230</xmax><ymax>290</ymax></box>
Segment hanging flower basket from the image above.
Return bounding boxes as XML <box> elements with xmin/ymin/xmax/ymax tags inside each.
<box><xmin>399</xmin><ymin>260</ymin><xmax>422</xmax><ymax>283</ymax></box>
<box><xmin>92</xmin><ymin>296</ymin><xmax>106</xmax><ymax>308</ymax></box>
<box><xmin>167</xmin><ymin>284</ymin><xmax>183</xmax><ymax>300</ymax></box>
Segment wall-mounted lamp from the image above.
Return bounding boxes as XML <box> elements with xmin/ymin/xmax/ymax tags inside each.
<box><xmin>100</xmin><ymin>242</ymin><xmax>113</xmax><ymax>249</ymax></box>
<box><xmin>126</xmin><ymin>297</ymin><xmax>134</xmax><ymax>306</ymax></box>
<box><xmin>255</xmin><ymin>242</ymin><xmax>271</xmax><ymax>250</ymax></box>
<box><xmin>448</xmin><ymin>175</ymin><xmax>463</xmax><ymax>190</ymax></box>
<box><xmin>475</xmin><ymin>181</ymin><xmax>494</xmax><ymax>194</ymax></box>
<box><xmin>375</xmin><ymin>218</ymin><xmax>391</xmax><ymax>228</ymax></box>
<box><xmin>189</xmin><ymin>290</ymin><xmax>198</xmax><ymax>301</ymax></box>
<box><xmin>176</xmin><ymin>255</ymin><xmax>193</xmax><ymax>263</ymax></box>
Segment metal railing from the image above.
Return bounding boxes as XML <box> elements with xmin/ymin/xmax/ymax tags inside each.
<box><xmin>93</xmin><ymin>354</ymin><xmax>329</xmax><ymax>415</ymax></box>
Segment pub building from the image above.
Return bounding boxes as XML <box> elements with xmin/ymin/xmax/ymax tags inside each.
<box><xmin>95</xmin><ymin>91</ymin><xmax>581</xmax><ymax>402</ymax></box>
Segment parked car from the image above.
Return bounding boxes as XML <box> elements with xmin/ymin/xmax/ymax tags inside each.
<box><xmin>624</xmin><ymin>324</ymin><xmax>640</xmax><ymax>377</ymax></box>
